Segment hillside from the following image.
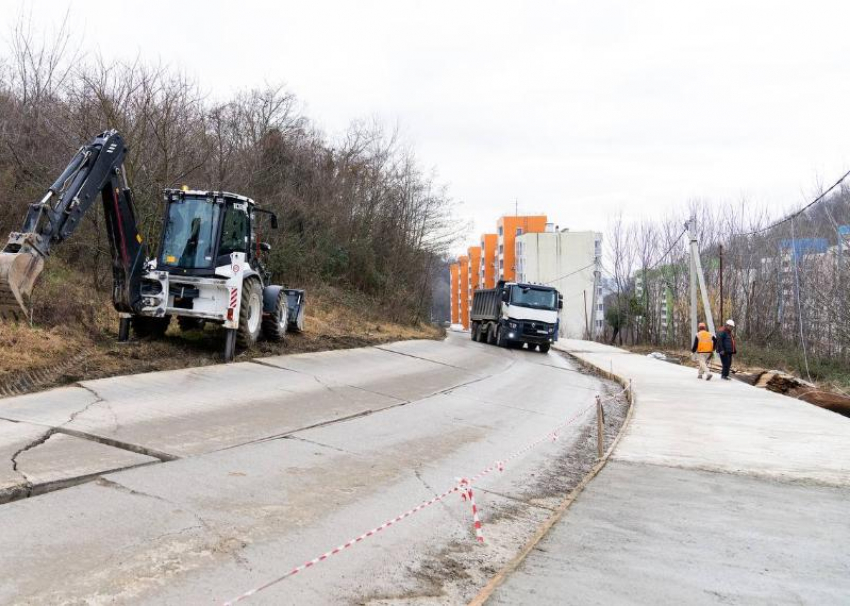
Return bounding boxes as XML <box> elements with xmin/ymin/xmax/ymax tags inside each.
<box><xmin>0</xmin><ymin>264</ymin><xmax>442</xmax><ymax>397</ymax></box>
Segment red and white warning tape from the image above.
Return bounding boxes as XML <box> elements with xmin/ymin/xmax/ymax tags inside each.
<box><xmin>223</xmin><ymin>391</ymin><xmax>623</xmax><ymax>605</ymax></box>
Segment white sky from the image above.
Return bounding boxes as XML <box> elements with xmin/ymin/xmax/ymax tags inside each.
<box><xmin>4</xmin><ymin>1</ymin><xmax>850</xmax><ymax>253</ymax></box>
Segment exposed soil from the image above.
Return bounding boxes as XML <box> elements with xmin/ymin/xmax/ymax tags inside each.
<box><xmin>355</xmin><ymin>356</ymin><xmax>630</xmax><ymax>605</ymax></box>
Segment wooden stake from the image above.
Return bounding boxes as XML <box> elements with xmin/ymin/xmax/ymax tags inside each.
<box><xmin>596</xmin><ymin>395</ymin><xmax>604</xmax><ymax>459</ymax></box>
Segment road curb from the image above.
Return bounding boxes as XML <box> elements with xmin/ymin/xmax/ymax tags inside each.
<box><xmin>467</xmin><ymin>347</ymin><xmax>636</xmax><ymax>606</ymax></box>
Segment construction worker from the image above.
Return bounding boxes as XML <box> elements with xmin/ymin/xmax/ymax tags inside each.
<box><xmin>716</xmin><ymin>319</ymin><xmax>737</xmax><ymax>380</ymax></box>
<box><xmin>691</xmin><ymin>322</ymin><xmax>716</xmax><ymax>380</ymax></box>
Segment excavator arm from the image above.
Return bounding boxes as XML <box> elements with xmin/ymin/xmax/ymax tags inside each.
<box><xmin>0</xmin><ymin>130</ymin><xmax>147</xmax><ymax>320</ymax></box>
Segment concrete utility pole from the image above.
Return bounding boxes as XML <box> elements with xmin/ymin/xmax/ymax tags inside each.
<box><xmin>686</xmin><ymin>217</ymin><xmax>716</xmax><ymax>336</ymax></box>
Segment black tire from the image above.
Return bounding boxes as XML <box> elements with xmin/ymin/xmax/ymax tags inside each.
<box><xmin>131</xmin><ymin>315</ymin><xmax>171</xmax><ymax>338</ymax></box>
<box><xmin>487</xmin><ymin>324</ymin><xmax>497</xmax><ymax>345</ymax></box>
<box><xmin>470</xmin><ymin>322</ymin><xmax>478</xmax><ymax>341</ymax></box>
<box><xmin>527</xmin><ymin>342</ymin><xmax>539</xmax><ymax>351</ymax></box>
<box><xmin>539</xmin><ymin>343</ymin><xmax>551</xmax><ymax>353</ymax></box>
<box><xmin>496</xmin><ymin>326</ymin><xmax>507</xmax><ymax>348</ymax></box>
<box><xmin>262</xmin><ymin>288</ymin><xmax>288</xmax><ymax>342</ymax></box>
<box><xmin>236</xmin><ymin>278</ymin><xmax>263</xmax><ymax>349</ymax></box>
<box><xmin>177</xmin><ymin>316</ymin><xmax>205</xmax><ymax>332</ymax></box>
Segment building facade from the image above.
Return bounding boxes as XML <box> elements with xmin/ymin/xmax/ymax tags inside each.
<box><xmin>449</xmin><ymin>263</ymin><xmax>460</xmax><ymax>325</ymax></box>
<box><xmin>497</xmin><ymin>215</ymin><xmax>548</xmax><ymax>281</ymax></box>
<box><xmin>515</xmin><ymin>229</ymin><xmax>602</xmax><ymax>338</ymax></box>
<box><xmin>457</xmin><ymin>255</ymin><xmax>469</xmax><ymax>329</ymax></box>
<box><xmin>479</xmin><ymin>233</ymin><xmax>498</xmax><ymax>289</ymax></box>
<box><xmin>467</xmin><ymin>246</ymin><xmax>482</xmax><ymax>320</ymax></box>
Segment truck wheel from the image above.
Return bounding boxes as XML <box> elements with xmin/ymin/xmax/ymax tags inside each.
<box><xmin>496</xmin><ymin>326</ymin><xmax>507</xmax><ymax>347</ymax></box>
<box><xmin>236</xmin><ymin>278</ymin><xmax>263</xmax><ymax>349</ymax></box>
<box><xmin>131</xmin><ymin>315</ymin><xmax>171</xmax><ymax>338</ymax></box>
<box><xmin>487</xmin><ymin>325</ymin><xmax>497</xmax><ymax>345</ymax></box>
<box><xmin>262</xmin><ymin>288</ymin><xmax>288</xmax><ymax>342</ymax></box>
<box><xmin>470</xmin><ymin>322</ymin><xmax>477</xmax><ymax>341</ymax></box>
<box><xmin>527</xmin><ymin>343</ymin><xmax>538</xmax><ymax>351</ymax></box>
<box><xmin>539</xmin><ymin>343</ymin><xmax>551</xmax><ymax>353</ymax></box>
<box><xmin>177</xmin><ymin>317</ymin><xmax>205</xmax><ymax>332</ymax></box>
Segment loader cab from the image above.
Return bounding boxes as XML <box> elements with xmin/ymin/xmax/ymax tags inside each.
<box><xmin>158</xmin><ymin>189</ymin><xmax>273</xmax><ymax>277</ymax></box>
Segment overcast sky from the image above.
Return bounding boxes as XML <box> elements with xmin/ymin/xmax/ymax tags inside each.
<box><xmin>4</xmin><ymin>1</ymin><xmax>850</xmax><ymax>252</ymax></box>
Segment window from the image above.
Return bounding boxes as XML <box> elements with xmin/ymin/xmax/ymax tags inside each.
<box><xmin>218</xmin><ymin>204</ymin><xmax>250</xmax><ymax>259</ymax></box>
<box><xmin>499</xmin><ymin>259</ymin><xmax>504</xmax><ymax>269</ymax></box>
<box><xmin>516</xmin><ymin>227</ymin><xmax>523</xmax><ymax>236</ymax></box>
<box><xmin>498</xmin><ymin>226</ymin><xmax>503</xmax><ymax>236</ymax></box>
<box><xmin>499</xmin><ymin>244</ymin><xmax>504</xmax><ymax>254</ymax></box>
<box><xmin>160</xmin><ymin>196</ymin><xmax>222</xmax><ymax>269</ymax></box>
<box><xmin>597</xmin><ymin>303</ymin><xmax>603</xmax><ymax>311</ymax></box>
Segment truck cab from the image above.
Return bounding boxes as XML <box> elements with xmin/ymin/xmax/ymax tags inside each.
<box><xmin>471</xmin><ymin>281</ymin><xmax>563</xmax><ymax>353</ymax></box>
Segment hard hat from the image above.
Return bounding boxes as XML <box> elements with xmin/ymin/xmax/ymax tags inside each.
<box><xmin>726</xmin><ymin>319</ymin><xmax>735</xmax><ymax>327</ymax></box>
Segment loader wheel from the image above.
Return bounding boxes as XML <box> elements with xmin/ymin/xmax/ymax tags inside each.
<box><xmin>177</xmin><ymin>317</ymin><xmax>205</xmax><ymax>332</ymax></box>
<box><xmin>262</xmin><ymin>289</ymin><xmax>288</xmax><ymax>342</ymax></box>
<box><xmin>236</xmin><ymin>278</ymin><xmax>262</xmax><ymax>349</ymax></box>
<box><xmin>131</xmin><ymin>315</ymin><xmax>171</xmax><ymax>338</ymax></box>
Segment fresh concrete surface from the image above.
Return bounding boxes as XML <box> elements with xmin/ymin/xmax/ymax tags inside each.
<box><xmin>490</xmin><ymin>340</ymin><xmax>850</xmax><ymax>605</ymax></box>
<box><xmin>0</xmin><ymin>334</ymin><xmax>607</xmax><ymax>604</ymax></box>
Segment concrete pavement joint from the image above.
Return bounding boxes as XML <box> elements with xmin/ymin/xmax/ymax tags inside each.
<box><xmin>282</xmin><ymin>435</ymin><xmax>365</xmax><ymax>457</ymax></box>
<box><xmin>373</xmin><ymin>345</ymin><xmax>487</xmax><ymax>375</ymax></box>
<box><xmin>251</xmin><ymin>357</ymin><xmax>411</xmax><ymax>404</ymax></box>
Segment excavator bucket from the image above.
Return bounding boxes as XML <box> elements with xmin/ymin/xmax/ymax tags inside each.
<box><xmin>0</xmin><ymin>250</ymin><xmax>44</xmax><ymax>321</ymax></box>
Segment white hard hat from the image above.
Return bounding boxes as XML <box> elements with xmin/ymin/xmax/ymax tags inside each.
<box><xmin>726</xmin><ymin>319</ymin><xmax>735</xmax><ymax>327</ymax></box>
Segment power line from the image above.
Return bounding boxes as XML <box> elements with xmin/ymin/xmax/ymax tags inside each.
<box><xmin>646</xmin><ymin>228</ymin><xmax>687</xmax><ymax>271</ymax></box>
<box><xmin>733</xmin><ymin>166</ymin><xmax>850</xmax><ymax>237</ymax></box>
<box><xmin>542</xmin><ymin>261</ymin><xmax>596</xmax><ymax>286</ymax></box>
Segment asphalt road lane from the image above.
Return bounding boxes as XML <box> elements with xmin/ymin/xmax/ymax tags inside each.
<box><xmin>0</xmin><ymin>333</ymin><xmax>606</xmax><ymax>604</ymax></box>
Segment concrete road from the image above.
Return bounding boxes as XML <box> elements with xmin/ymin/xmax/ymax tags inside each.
<box><xmin>490</xmin><ymin>340</ymin><xmax>850</xmax><ymax>605</ymax></box>
<box><xmin>0</xmin><ymin>333</ymin><xmax>607</xmax><ymax>604</ymax></box>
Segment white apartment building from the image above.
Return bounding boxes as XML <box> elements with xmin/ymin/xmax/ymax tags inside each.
<box><xmin>515</xmin><ymin>227</ymin><xmax>602</xmax><ymax>339</ymax></box>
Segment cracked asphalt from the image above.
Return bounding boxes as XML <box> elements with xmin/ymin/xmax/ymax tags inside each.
<box><xmin>0</xmin><ymin>333</ymin><xmax>617</xmax><ymax>604</ymax></box>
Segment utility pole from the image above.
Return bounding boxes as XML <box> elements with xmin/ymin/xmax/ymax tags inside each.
<box><xmin>686</xmin><ymin>217</ymin><xmax>716</xmax><ymax>337</ymax></box>
<box><xmin>719</xmin><ymin>244</ymin><xmax>724</xmax><ymax>323</ymax></box>
<box><xmin>688</xmin><ymin>218</ymin><xmax>698</xmax><ymax>340</ymax></box>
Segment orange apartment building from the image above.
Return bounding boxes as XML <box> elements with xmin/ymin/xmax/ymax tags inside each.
<box><xmin>457</xmin><ymin>255</ymin><xmax>469</xmax><ymax>328</ymax></box>
<box><xmin>450</xmin><ymin>216</ymin><xmax>547</xmax><ymax>329</ymax></box>
<box><xmin>449</xmin><ymin>262</ymin><xmax>460</xmax><ymax>324</ymax></box>
<box><xmin>497</xmin><ymin>215</ymin><xmax>548</xmax><ymax>282</ymax></box>
<box><xmin>466</xmin><ymin>246</ymin><xmax>482</xmax><ymax>315</ymax></box>
<box><xmin>479</xmin><ymin>233</ymin><xmax>498</xmax><ymax>289</ymax></box>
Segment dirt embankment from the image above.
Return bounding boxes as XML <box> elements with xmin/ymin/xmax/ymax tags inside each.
<box><xmin>0</xmin><ymin>277</ymin><xmax>442</xmax><ymax>398</ymax></box>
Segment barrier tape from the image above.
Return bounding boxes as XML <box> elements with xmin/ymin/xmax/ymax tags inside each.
<box><xmin>223</xmin><ymin>388</ymin><xmax>628</xmax><ymax>605</ymax></box>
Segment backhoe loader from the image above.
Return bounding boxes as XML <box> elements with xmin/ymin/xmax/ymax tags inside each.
<box><xmin>0</xmin><ymin>130</ymin><xmax>305</xmax><ymax>361</ymax></box>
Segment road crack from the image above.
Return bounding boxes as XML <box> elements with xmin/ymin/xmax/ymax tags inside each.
<box><xmin>96</xmin><ymin>478</ymin><xmax>250</xmax><ymax>569</ymax></box>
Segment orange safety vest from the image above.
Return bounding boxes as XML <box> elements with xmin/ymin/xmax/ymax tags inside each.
<box><xmin>696</xmin><ymin>330</ymin><xmax>714</xmax><ymax>353</ymax></box>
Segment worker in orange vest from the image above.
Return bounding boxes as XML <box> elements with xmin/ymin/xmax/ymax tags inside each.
<box><xmin>691</xmin><ymin>322</ymin><xmax>717</xmax><ymax>381</ymax></box>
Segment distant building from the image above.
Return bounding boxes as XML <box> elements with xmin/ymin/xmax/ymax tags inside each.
<box><xmin>457</xmin><ymin>255</ymin><xmax>469</xmax><ymax>329</ymax></box>
<box><xmin>467</xmin><ymin>246</ymin><xmax>482</xmax><ymax>318</ymax></box>
<box><xmin>479</xmin><ymin>233</ymin><xmax>498</xmax><ymax>289</ymax></box>
<box><xmin>497</xmin><ymin>215</ymin><xmax>548</xmax><ymax>281</ymax></box>
<box><xmin>515</xmin><ymin>227</ymin><xmax>602</xmax><ymax>338</ymax></box>
<box><xmin>449</xmin><ymin>263</ymin><xmax>460</xmax><ymax>325</ymax></box>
